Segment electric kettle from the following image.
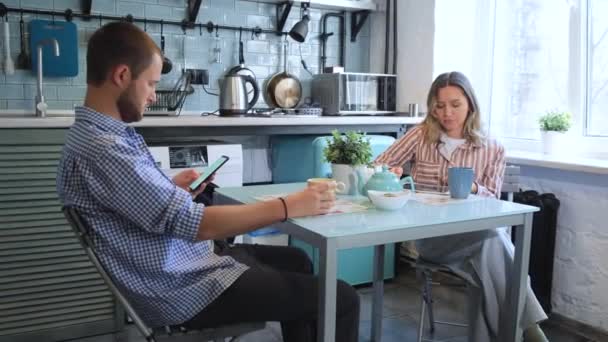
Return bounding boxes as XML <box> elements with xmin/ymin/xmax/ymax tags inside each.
<box><xmin>219</xmin><ymin>75</ymin><xmax>260</xmax><ymax>116</ymax></box>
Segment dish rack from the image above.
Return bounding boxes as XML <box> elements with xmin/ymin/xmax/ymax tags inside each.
<box><xmin>149</xmin><ymin>71</ymin><xmax>195</xmax><ymax>112</ymax></box>
<box><xmin>149</xmin><ymin>89</ymin><xmax>192</xmax><ymax>111</ymax></box>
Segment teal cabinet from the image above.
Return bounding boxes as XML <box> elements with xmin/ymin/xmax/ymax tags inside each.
<box><xmin>270</xmin><ymin>134</ymin><xmax>397</xmax><ymax>285</ymax></box>
<box><xmin>291</xmin><ymin>238</ymin><xmax>395</xmax><ymax>285</ymax></box>
<box><xmin>0</xmin><ymin>129</ymin><xmax>122</xmax><ymax>342</ymax></box>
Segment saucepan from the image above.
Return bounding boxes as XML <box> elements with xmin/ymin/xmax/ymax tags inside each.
<box><xmin>264</xmin><ymin>40</ymin><xmax>302</xmax><ymax>109</ymax></box>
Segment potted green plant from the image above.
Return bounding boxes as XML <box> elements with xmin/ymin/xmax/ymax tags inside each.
<box><xmin>538</xmin><ymin>110</ymin><xmax>572</xmax><ymax>154</ymax></box>
<box><xmin>323</xmin><ymin>130</ymin><xmax>373</xmax><ymax>195</ymax></box>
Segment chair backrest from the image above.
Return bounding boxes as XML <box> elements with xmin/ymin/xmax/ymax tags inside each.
<box><xmin>62</xmin><ymin>207</ymin><xmax>156</xmax><ymax>342</ymax></box>
<box><xmin>502</xmin><ymin>165</ymin><xmax>521</xmax><ymax>202</ymax></box>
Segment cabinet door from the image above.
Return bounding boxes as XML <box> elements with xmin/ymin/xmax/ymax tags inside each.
<box><xmin>0</xmin><ymin>129</ymin><xmax>122</xmax><ymax>342</ymax></box>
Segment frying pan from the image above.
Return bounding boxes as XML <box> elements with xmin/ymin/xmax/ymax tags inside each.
<box><xmin>264</xmin><ymin>40</ymin><xmax>302</xmax><ymax>109</ymax></box>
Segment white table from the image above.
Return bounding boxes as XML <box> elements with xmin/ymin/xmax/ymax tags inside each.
<box><xmin>215</xmin><ymin>183</ymin><xmax>539</xmax><ymax>342</ymax></box>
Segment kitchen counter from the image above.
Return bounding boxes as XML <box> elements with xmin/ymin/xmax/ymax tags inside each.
<box><xmin>0</xmin><ymin>112</ymin><xmax>422</xmax><ymax>139</ymax></box>
<box><xmin>0</xmin><ymin>113</ymin><xmax>421</xmax><ymax>128</ymax></box>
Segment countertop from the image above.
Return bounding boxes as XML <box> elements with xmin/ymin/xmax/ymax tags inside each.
<box><xmin>0</xmin><ymin>111</ymin><xmax>422</xmax><ymax>128</ymax></box>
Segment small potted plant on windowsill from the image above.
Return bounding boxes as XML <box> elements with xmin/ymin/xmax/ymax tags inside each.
<box><xmin>323</xmin><ymin>130</ymin><xmax>373</xmax><ymax>195</ymax></box>
<box><xmin>538</xmin><ymin>110</ymin><xmax>572</xmax><ymax>154</ymax></box>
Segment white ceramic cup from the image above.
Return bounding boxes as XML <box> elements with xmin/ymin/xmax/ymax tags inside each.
<box><xmin>306</xmin><ymin>178</ymin><xmax>346</xmax><ymax>193</ymax></box>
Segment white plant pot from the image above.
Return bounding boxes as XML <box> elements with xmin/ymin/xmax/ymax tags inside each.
<box><xmin>330</xmin><ymin>164</ymin><xmax>371</xmax><ymax>196</ymax></box>
<box><xmin>541</xmin><ymin>131</ymin><xmax>566</xmax><ymax>155</ymax></box>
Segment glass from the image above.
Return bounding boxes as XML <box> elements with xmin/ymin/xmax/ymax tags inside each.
<box><xmin>588</xmin><ymin>0</ymin><xmax>608</xmax><ymax>136</ymax></box>
<box><xmin>212</xmin><ymin>28</ymin><xmax>222</xmax><ymax>64</ymax></box>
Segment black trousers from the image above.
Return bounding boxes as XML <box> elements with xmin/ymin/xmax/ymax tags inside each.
<box><xmin>184</xmin><ymin>243</ymin><xmax>360</xmax><ymax>342</ymax></box>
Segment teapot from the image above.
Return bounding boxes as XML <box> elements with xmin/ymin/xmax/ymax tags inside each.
<box><xmin>359</xmin><ymin>165</ymin><xmax>416</xmax><ymax>196</ymax></box>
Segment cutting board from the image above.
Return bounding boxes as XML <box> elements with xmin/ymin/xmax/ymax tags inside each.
<box><xmin>29</xmin><ymin>20</ymin><xmax>78</xmax><ymax>77</ymax></box>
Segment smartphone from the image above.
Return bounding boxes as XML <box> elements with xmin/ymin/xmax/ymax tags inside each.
<box><xmin>188</xmin><ymin>155</ymin><xmax>230</xmax><ymax>191</ymax></box>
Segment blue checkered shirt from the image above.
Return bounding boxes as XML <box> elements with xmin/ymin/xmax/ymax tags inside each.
<box><xmin>56</xmin><ymin>106</ymin><xmax>248</xmax><ymax>327</ymax></box>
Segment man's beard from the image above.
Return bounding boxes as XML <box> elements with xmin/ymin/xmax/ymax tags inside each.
<box><xmin>116</xmin><ymin>85</ymin><xmax>143</xmax><ymax>123</ymax></box>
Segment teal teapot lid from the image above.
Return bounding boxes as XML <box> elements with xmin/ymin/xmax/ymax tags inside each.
<box><xmin>364</xmin><ymin>165</ymin><xmax>404</xmax><ymax>192</ymax></box>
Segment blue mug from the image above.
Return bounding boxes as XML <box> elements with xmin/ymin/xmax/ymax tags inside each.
<box><xmin>448</xmin><ymin>167</ymin><xmax>475</xmax><ymax>199</ymax></box>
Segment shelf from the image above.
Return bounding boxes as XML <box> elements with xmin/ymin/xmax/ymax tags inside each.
<box><xmin>246</xmin><ymin>0</ymin><xmax>378</xmax><ymax>12</ymax></box>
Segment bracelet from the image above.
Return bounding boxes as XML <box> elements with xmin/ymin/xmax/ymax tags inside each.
<box><xmin>278</xmin><ymin>197</ymin><xmax>288</xmax><ymax>222</ymax></box>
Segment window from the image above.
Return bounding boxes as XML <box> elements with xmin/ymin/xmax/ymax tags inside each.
<box><xmin>587</xmin><ymin>0</ymin><xmax>608</xmax><ymax>136</ymax></box>
<box><xmin>434</xmin><ymin>0</ymin><xmax>608</xmax><ymax>148</ymax></box>
<box><xmin>490</xmin><ymin>0</ymin><xmax>573</xmax><ymax>140</ymax></box>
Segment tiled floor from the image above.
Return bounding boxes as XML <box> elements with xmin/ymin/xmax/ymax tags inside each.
<box><xmin>72</xmin><ymin>265</ymin><xmax>596</xmax><ymax>342</ymax></box>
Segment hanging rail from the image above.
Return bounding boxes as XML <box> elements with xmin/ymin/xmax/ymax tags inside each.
<box><xmin>0</xmin><ymin>2</ymin><xmax>287</xmax><ymax>36</ymax></box>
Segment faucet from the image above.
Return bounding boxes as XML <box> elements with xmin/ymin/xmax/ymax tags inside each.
<box><xmin>35</xmin><ymin>39</ymin><xmax>60</xmax><ymax>117</ymax></box>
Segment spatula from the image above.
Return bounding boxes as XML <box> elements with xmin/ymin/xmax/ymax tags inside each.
<box><xmin>16</xmin><ymin>14</ymin><xmax>30</xmax><ymax>69</ymax></box>
<box><xmin>3</xmin><ymin>17</ymin><xmax>15</xmax><ymax>75</ymax></box>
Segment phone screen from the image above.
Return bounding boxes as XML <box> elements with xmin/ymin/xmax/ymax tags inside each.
<box><xmin>188</xmin><ymin>155</ymin><xmax>230</xmax><ymax>191</ymax></box>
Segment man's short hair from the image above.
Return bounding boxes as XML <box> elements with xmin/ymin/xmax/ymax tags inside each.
<box><xmin>87</xmin><ymin>22</ymin><xmax>162</xmax><ymax>86</ymax></box>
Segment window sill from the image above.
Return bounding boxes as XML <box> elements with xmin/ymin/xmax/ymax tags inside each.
<box><xmin>506</xmin><ymin>150</ymin><xmax>608</xmax><ymax>175</ymax></box>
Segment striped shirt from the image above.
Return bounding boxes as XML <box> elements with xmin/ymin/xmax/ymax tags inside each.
<box><xmin>375</xmin><ymin>125</ymin><xmax>505</xmax><ymax>198</ymax></box>
<box><xmin>56</xmin><ymin>106</ymin><xmax>248</xmax><ymax>327</ymax></box>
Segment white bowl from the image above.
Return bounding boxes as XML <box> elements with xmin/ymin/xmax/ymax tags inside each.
<box><xmin>367</xmin><ymin>190</ymin><xmax>412</xmax><ymax>211</ymax></box>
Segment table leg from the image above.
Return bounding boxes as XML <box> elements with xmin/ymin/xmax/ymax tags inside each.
<box><xmin>502</xmin><ymin>212</ymin><xmax>533</xmax><ymax>342</ymax></box>
<box><xmin>371</xmin><ymin>244</ymin><xmax>385</xmax><ymax>342</ymax></box>
<box><xmin>318</xmin><ymin>238</ymin><xmax>337</xmax><ymax>342</ymax></box>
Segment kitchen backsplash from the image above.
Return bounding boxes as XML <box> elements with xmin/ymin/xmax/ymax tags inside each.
<box><xmin>0</xmin><ymin>0</ymin><xmax>371</xmax><ymax>113</ymax></box>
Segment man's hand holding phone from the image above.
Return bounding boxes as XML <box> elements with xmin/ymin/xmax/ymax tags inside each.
<box><xmin>187</xmin><ymin>155</ymin><xmax>230</xmax><ymax>194</ymax></box>
<box><xmin>172</xmin><ymin>170</ymin><xmax>215</xmax><ymax>197</ymax></box>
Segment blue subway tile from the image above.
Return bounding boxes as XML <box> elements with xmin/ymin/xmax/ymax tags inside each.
<box><xmin>236</xmin><ymin>1</ymin><xmax>258</xmax><ymax>14</ymax></box>
<box><xmin>46</xmin><ymin>100</ymin><xmax>75</xmax><ymax>110</ymax></box>
<box><xmin>246</xmin><ymin>40</ymin><xmax>269</xmax><ymax>53</ymax></box>
<box><xmin>158</xmin><ymin>0</ymin><xmax>182</xmax><ymax>6</ymax></box>
<box><xmin>210</xmin><ymin>0</ymin><xmax>235</xmax><ymax>10</ymax></box>
<box><xmin>7</xmin><ymin>99</ymin><xmax>35</xmax><ymax>110</ymax></box>
<box><xmin>57</xmin><ymin>85</ymin><xmax>86</xmax><ymax>100</ymax></box>
<box><xmin>0</xmin><ymin>84</ymin><xmax>25</xmax><ymax>99</ymax></box>
<box><xmin>21</xmin><ymin>0</ymin><xmax>53</xmax><ymax>9</ymax></box>
<box><xmin>247</xmin><ymin>14</ymin><xmax>272</xmax><ymax>29</ymax></box>
<box><xmin>24</xmin><ymin>84</ymin><xmax>57</xmax><ymax>100</ymax></box>
<box><xmin>1</xmin><ymin>0</ymin><xmax>20</xmax><ymax>7</ymax></box>
<box><xmin>90</xmin><ymin>1</ymin><xmax>116</xmax><ymax>14</ymax></box>
<box><xmin>145</xmin><ymin>4</ymin><xmax>174</xmax><ymax>19</ymax></box>
<box><xmin>118</xmin><ymin>2</ymin><xmax>146</xmax><ymax>17</ymax></box>
<box><xmin>53</xmin><ymin>0</ymin><xmax>81</xmax><ymax>10</ymax></box>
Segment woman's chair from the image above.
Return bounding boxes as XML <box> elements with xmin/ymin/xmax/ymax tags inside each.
<box><xmin>62</xmin><ymin>207</ymin><xmax>265</xmax><ymax>342</ymax></box>
<box><xmin>402</xmin><ymin>165</ymin><xmax>521</xmax><ymax>342</ymax></box>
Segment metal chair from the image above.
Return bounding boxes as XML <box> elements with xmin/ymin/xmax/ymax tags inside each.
<box><xmin>62</xmin><ymin>207</ymin><xmax>265</xmax><ymax>342</ymax></box>
<box><xmin>405</xmin><ymin>165</ymin><xmax>521</xmax><ymax>342</ymax></box>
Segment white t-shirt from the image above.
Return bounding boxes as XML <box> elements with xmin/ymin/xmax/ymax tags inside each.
<box><xmin>439</xmin><ymin>133</ymin><xmax>466</xmax><ymax>160</ymax></box>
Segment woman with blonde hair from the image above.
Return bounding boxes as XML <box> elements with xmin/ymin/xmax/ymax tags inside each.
<box><xmin>375</xmin><ymin>71</ymin><xmax>548</xmax><ymax>342</ymax></box>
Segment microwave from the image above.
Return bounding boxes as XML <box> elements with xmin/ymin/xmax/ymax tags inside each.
<box><xmin>311</xmin><ymin>72</ymin><xmax>397</xmax><ymax>115</ymax></box>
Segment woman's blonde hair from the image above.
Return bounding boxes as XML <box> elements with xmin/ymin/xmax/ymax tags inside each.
<box><xmin>422</xmin><ymin>71</ymin><xmax>486</xmax><ymax>145</ymax></box>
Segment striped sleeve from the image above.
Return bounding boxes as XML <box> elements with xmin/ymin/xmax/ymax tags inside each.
<box><xmin>375</xmin><ymin>125</ymin><xmax>423</xmax><ymax>167</ymax></box>
<box><xmin>475</xmin><ymin>141</ymin><xmax>506</xmax><ymax>198</ymax></box>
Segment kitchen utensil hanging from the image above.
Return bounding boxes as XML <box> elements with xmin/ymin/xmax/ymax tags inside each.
<box><xmin>212</xmin><ymin>25</ymin><xmax>222</xmax><ymax>64</ymax></box>
<box><xmin>3</xmin><ymin>15</ymin><xmax>14</xmax><ymax>75</ymax></box>
<box><xmin>264</xmin><ymin>38</ymin><xmax>302</xmax><ymax>109</ymax></box>
<box><xmin>160</xmin><ymin>20</ymin><xmax>172</xmax><ymax>74</ymax></box>
<box><xmin>227</xmin><ymin>28</ymin><xmax>256</xmax><ymax>80</ymax></box>
<box><xmin>16</xmin><ymin>11</ymin><xmax>31</xmax><ymax>69</ymax></box>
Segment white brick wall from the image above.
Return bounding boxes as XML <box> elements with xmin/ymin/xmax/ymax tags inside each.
<box><xmin>520</xmin><ymin>170</ymin><xmax>608</xmax><ymax>331</ymax></box>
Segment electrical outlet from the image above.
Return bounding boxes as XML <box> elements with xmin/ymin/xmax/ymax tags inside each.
<box><xmin>186</xmin><ymin>69</ymin><xmax>209</xmax><ymax>85</ymax></box>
